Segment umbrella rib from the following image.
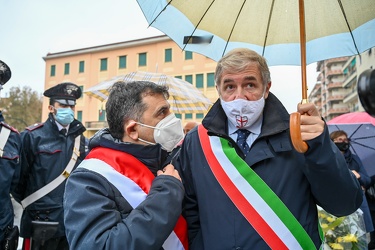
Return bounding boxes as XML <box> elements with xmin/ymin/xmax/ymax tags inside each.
<box><xmin>351</xmin><ymin>141</ymin><xmax>375</xmax><ymax>151</ymax></box>
<box><xmin>148</xmin><ymin>0</ymin><xmax>174</xmax><ymax>27</ymax></box>
<box><xmin>262</xmin><ymin>0</ymin><xmax>275</xmax><ymax>57</ymax></box>
<box><xmin>349</xmin><ymin>124</ymin><xmax>363</xmax><ymax>140</ymax></box>
<box><xmin>337</xmin><ymin>0</ymin><xmax>360</xmax><ymax>55</ymax></box>
<box><xmin>222</xmin><ymin>0</ymin><xmax>247</xmax><ymax>57</ymax></box>
<box><xmin>182</xmin><ymin>0</ymin><xmax>216</xmax><ymax>51</ymax></box>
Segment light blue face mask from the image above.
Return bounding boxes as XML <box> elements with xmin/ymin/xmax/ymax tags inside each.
<box><xmin>55</xmin><ymin>107</ymin><xmax>74</xmax><ymax>126</ymax></box>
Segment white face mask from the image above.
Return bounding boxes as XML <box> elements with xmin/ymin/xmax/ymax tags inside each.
<box><xmin>136</xmin><ymin>113</ymin><xmax>184</xmax><ymax>152</ymax></box>
<box><xmin>220</xmin><ymin>97</ymin><xmax>265</xmax><ymax>129</ymax></box>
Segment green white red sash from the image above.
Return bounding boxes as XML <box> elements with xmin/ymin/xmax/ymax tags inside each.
<box><xmin>83</xmin><ymin>147</ymin><xmax>188</xmax><ymax>250</ymax></box>
<box><xmin>197</xmin><ymin>125</ymin><xmax>316</xmax><ymax>249</ymax></box>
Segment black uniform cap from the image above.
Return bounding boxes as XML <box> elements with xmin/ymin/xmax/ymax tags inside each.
<box><xmin>44</xmin><ymin>82</ymin><xmax>82</xmax><ymax>105</ymax></box>
<box><xmin>0</xmin><ymin>60</ymin><xmax>11</xmax><ymax>86</ymax></box>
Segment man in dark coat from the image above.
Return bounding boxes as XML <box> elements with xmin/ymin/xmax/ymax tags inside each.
<box><xmin>12</xmin><ymin>82</ymin><xmax>87</xmax><ymax>250</ymax></box>
<box><xmin>0</xmin><ymin>60</ymin><xmax>21</xmax><ymax>249</ymax></box>
<box><xmin>175</xmin><ymin>48</ymin><xmax>363</xmax><ymax>249</ymax></box>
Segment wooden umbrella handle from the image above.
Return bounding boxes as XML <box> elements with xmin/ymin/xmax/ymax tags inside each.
<box><xmin>290</xmin><ymin>112</ymin><xmax>308</xmax><ymax>153</ymax></box>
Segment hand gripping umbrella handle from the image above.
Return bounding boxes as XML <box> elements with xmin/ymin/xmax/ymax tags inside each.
<box><xmin>290</xmin><ymin>112</ymin><xmax>308</xmax><ymax>153</ymax></box>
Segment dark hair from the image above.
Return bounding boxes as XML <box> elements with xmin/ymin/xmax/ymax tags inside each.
<box><xmin>106</xmin><ymin>80</ymin><xmax>169</xmax><ymax>139</ymax></box>
<box><xmin>329</xmin><ymin>130</ymin><xmax>348</xmax><ymax>141</ymax></box>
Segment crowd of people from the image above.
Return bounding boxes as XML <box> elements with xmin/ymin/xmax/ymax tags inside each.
<box><xmin>1</xmin><ymin>47</ymin><xmax>374</xmax><ymax>250</ymax></box>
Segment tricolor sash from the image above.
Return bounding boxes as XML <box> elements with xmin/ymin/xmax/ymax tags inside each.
<box><xmin>197</xmin><ymin>125</ymin><xmax>316</xmax><ymax>249</ymax></box>
<box><xmin>83</xmin><ymin>147</ymin><xmax>188</xmax><ymax>250</ymax></box>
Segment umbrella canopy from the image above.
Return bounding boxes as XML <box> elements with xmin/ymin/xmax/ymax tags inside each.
<box><xmin>328</xmin><ymin>112</ymin><xmax>375</xmax><ymax>176</ymax></box>
<box><xmin>136</xmin><ymin>0</ymin><xmax>375</xmax><ymax>152</ymax></box>
<box><xmin>328</xmin><ymin>112</ymin><xmax>375</xmax><ymax>126</ymax></box>
<box><xmin>84</xmin><ymin>71</ymin><xmax>212</xmax><ymax>113</ymax></box>
<box><xmin>136</xmin><ymin>0</ymin><xmax>375</xmax><ymax>66</ymax></box>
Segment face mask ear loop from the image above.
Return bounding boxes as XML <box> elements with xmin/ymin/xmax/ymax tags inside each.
<box><xmin>136</xmin><ymin>122</ymin><xmax>162</xmax><ymax>131</ymax></box>
<box><xmin>138</xmin><ymin>137</ymin><xmax>156</xmax><ymax>146</ymax></box>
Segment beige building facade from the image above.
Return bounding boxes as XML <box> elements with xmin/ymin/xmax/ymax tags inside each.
<box><xmin>43</xmin><ymin>35</ymin><xmax>218</xmax><ymax>137</ymax></box>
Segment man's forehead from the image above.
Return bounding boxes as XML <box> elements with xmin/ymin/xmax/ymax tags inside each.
<box><xmin>143</xmin><ymin>94</ymin><xmax>169</xmax><ymax>111</ymax></box>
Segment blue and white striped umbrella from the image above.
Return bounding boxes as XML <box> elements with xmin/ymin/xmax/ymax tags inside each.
<box><xmin>136</xmin><ymin>0</ymin><xmax>375</xmax><ymax>67</ymax></box>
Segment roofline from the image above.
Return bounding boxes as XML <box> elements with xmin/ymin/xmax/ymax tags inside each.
<box><xmin>43</xmin><ymin>35</ymin><xmax>171</xmax><ymax>61</ymax></box>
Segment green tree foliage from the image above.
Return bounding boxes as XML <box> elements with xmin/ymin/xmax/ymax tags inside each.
<box><xmin>1</xmin><ymin>86</ymin><xmax>43</xmax><ymax>132</ymax></box>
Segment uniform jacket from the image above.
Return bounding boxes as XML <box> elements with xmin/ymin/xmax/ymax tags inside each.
<box><xmin>175</xmin><ymin>93</ymin><xmax>363</xmax><ymax>249</ymax></box>
<box><xmin>63</xmin><ymin>128</ymin><xmax>185</xmax><ymax>250</ymax></box>
<box><xmin>0</xmin><ymin>112</ymin><xmax>21</xmax><ymax>242</ymax></box>
<box><xmin>12</xmin><ymin>113</ymin><xmax>86</xmax><ymax>238</ymax></box>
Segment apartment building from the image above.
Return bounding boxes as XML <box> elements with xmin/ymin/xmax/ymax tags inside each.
<box><xmin>43</xmin><ymin>35</ymin><xmax>218</xmax><ymax>137</ymax></box>
<box><xmin>309</xmin><ymin>48</ymin><xmax>375</xmax><ymax>121</ymax></box>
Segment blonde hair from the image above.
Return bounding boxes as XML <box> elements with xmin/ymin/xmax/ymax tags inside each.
<box><xmin>215</xmin><ymin>48</ymin><xmax>271</xmax><ymax>86</ymax></box>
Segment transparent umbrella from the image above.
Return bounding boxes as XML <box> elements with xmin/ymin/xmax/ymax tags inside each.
<box><xmin>84</xmin><ymin>71</ymin><xmax>212</xmax><ymax>113</ymax></box>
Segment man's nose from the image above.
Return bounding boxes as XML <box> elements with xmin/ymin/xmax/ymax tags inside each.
<box><xmin>234</xmin><ymin>88</ymin><xmax>247</xmax><ymax>100</ymax></box>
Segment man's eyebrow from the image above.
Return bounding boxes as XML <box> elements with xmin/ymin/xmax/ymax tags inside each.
<box><xmin>223</xmin><ymin>78</ymin><xmax>235</xmax><ymax>84</ymax></box>
<box><xmin>244</xmin><ymin>76</ymin><xmax>257</xmax><ymax>81</ymax></box>
<box><xmin>222</xmin><ymin>76</ymin><xmax>257</xmax><ymax>84</ymax></box>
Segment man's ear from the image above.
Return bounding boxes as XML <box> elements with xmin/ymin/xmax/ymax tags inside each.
<box><xmin>124</xmin><ymin>120</ymin><xmax>139</xmax><ymax>141</ymax></box>
<box><xmin>48</xmin><ymin>105</ymin><xmax>54</xmax><ymax>113</ymax></box>
<box><xmin>264</xmin><ymin>81</ymin><xmax>272</xmax><ymax>99</ymax></box>
<box><xmin>215</xmin><ymin>84</ymin><xmax>221</xmax><ymax>96</ymax></box>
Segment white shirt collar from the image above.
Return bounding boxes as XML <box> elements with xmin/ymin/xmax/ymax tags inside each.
<box><xmin>55</xmin><ymin>121</ymin><xmax>70</xmax><ymax>133</ymax></box>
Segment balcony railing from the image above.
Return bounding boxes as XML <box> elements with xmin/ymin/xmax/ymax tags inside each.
<box><xmin>85</xmin><ymin>121</ymin><xmax>108</xmax><ymax>130</ymax></box>
<box><xmin>326</xmin><ymin>94</ymin><xmax>345</xmax><ymax>101</ymax></box>
<box><xmin>326</xmin><ymin>82</ymin><xmax>343</xmax><ymax>89</ymax></box>
<box><xmin>325</xmin><ymin>57</ymin><xmax>348</xmax><ymax>67</ymax></box>
<box><xmin>342</xmin><ymin>71</ymin><xmax>357</xmax><ymax>88</ymax></box>
<box><xmin>326</xmin><ymin>107</ymin><xmax>349</xmax><ymax>116</ymax></box>
<box><xmin>326</xmin><ymin>69</ymin><xmax>343</xmax><ymax>78</ymax></box>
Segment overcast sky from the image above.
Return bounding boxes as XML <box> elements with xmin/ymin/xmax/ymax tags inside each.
<box><xmin>0</xmin><ymin>0</ymin><xmax>318</xmax><ymax>113</ymax></box>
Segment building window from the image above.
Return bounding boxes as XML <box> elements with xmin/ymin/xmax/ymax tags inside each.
<box><xmin>119</xmin><ymin>56</ymin><xmax>127</xmax><ymax>69</ymax></box>
<box><xmin>77</xmin><ymin>111</ymin><xmax>82</xmax><ymax>122</ymax></box>
<box><xmin>207</xmin><ymin>72</ymin><xmax>215</xmax><ymax>87</ymax></box>
<box><xmin>50</xmin><ymin>65</ymin><xmax>56</xmax><ymax>77</ymax></box>
<box><xmin>175</xmin><ymin>75</ymin><xmax>182</xmax><ymax>79</ymax></box>
<box><xmin>175</xmin><ymin>114</ymin><xmax>182</xmax><ymax>119</ymax></box>
<box><xmin>185</xmin><ymin>75</ymin><xmax>193</xmax><ymax>84</ymax></box>
<box><xmin>100</xmin><ymin>58</ymin><xmax>108</xmax><ymax>71</ymax></box>
<box><xmin>165</xmin><ymin>48</ymin><xmax>172</xmax><ymax>62</ymax></box>
<box><xmin>196</xmin><ymin>74</ymin><xmax>204</xmax><ymax>88</ymax></box>
<box><xmin>99</xmin><ymin>109</ymin><xmax>106</xmax><ymax>121</ymax></box>
<box><xmin>79</xmin><ymin>86</ymin><xmax>84</xmax><ymax>98</ymax></box>
<box><xmin>64</xmin><ymin>63</ymin><xmax>70</xmax><ymax>75</ymax></box>
<box><xmin>139</xmin><ymin>53</ymin><xmax>147</xmax><ymax>66</ymax></box>
<box><xmin>196</xmin><ymin>113</ymin><xmax>204</xmax><ymax>119</ymax></box>
<box><xmin>185</xmin><ymin>51</ymin><xmax>193</xmax><ymax>60</ymax></box>
<box><xmin>79</xmin><ymin>61</ymin><xmax>85</xmax><ymax>73</ymax></box>
<box><xmin>185</xmin><ymin>113</ymin><xmax>193</xmax><ymax>119</ymax></box>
